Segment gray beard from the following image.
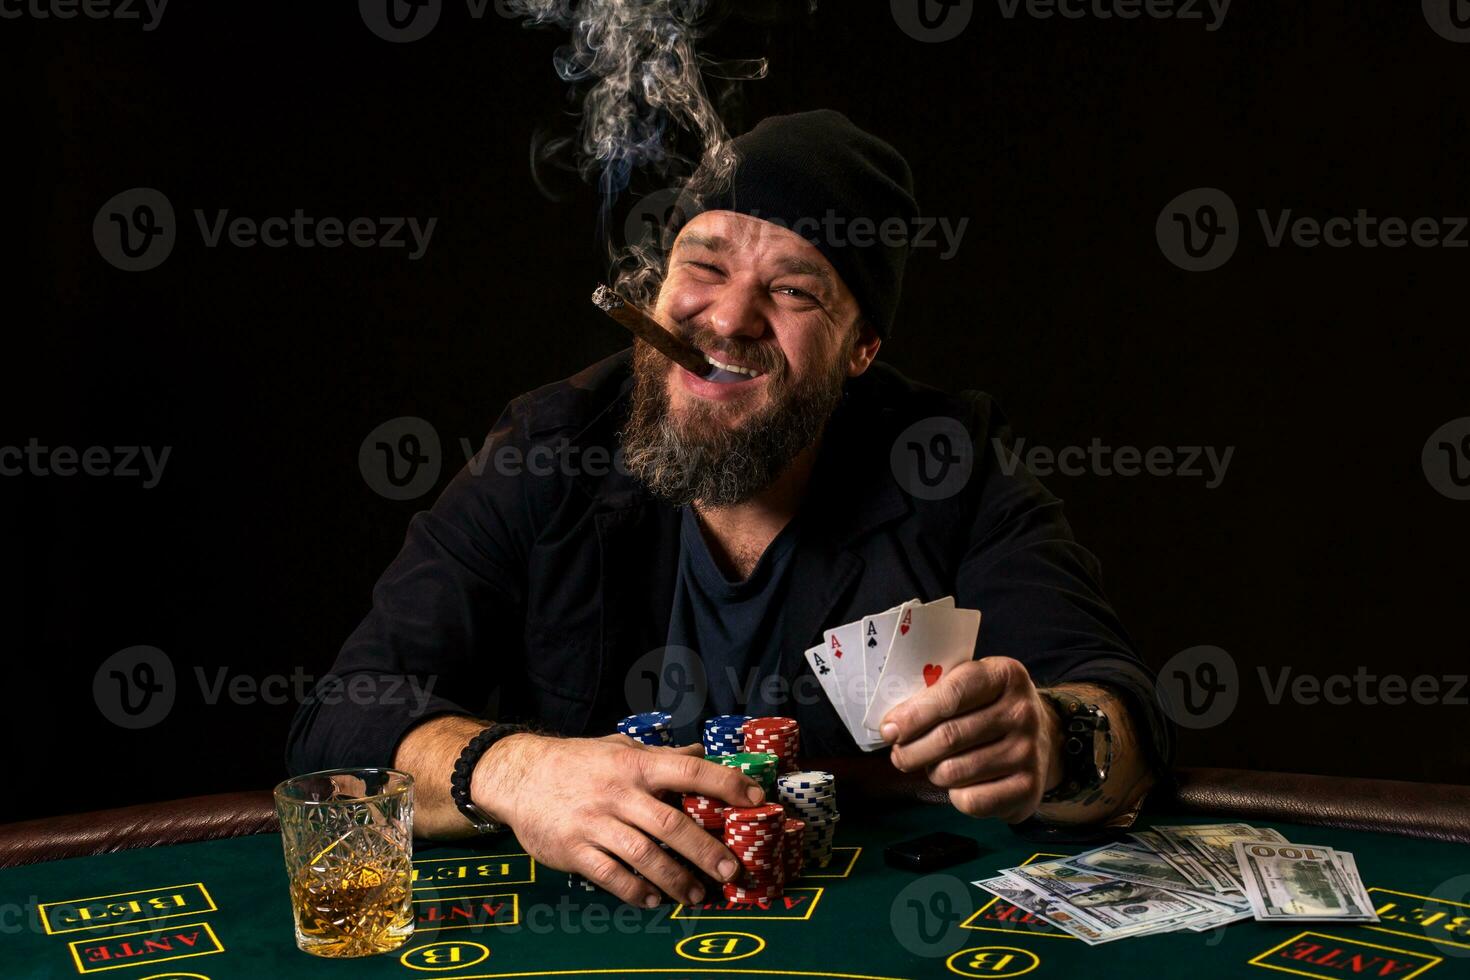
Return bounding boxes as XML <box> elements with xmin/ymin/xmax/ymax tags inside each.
<box><xmin>620</xmin><ymin>344</ymin><xmax>847</xmax><ymax>507</ymax></box>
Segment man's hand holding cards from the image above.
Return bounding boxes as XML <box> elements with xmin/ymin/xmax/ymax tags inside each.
<box><xmin>803</xmin><ymin>597</ymin><xmax>982</xmax><ymax>750</ymax></box>
<box><xmin>806</xmin><ymin>597</ymin><xmax>1068</xmax><ymax>823</ymax></box>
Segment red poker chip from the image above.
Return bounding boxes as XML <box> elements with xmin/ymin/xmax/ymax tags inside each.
<box><xmin>742</xmin><ymin>716</ymin><xmax>798</xmax><ymax>733</ymax></box>
<box><xmin>724</xmin><ymin>884</ymin><xmax>784</xmax><ymax>899</ymax></box>
<box><xmin>724</xmin><ymin>804</ymin><xmax>785</xmax><ymax>821</ymax></box>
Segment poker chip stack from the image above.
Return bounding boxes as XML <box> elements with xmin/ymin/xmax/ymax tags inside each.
<box><xmin>740</xmin><ymin>717</ymin><xmax>800</xmax><ymax>773</ymax></box>
<box><xmin>682</xmin><ymin>793</ymin><xmax>729</xmax><ymax>835</ymax></box>
<box><xmin>617</xmin><ymin>711</ymin><xmax>674</xmax><ymax>746</ymax></box>
<box><xmin>713</xmin><ymin>752</ymin><xmax>779</xmax><ymax>798</ymax></box>
<box><xmin>777</xmin><ymin>770</ymin><xmax>840</xmax><ymax>868</ymax></box>
<box><xmin>781</xmin><ymin>817</ymin><xmax>806</xmax><ymax>882</ymax></box>
<box><xmin>722</xmin><ymin>803</ymin><xmax>787</xmax><ymax>903</ymax></box>
<box><xmin>702</xmin><ymin>715</ymin><xmax>750</xmax><ymax>756</ymax></box>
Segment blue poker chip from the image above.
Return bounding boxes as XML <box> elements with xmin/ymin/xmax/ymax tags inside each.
<box><xmin>620</xmin><ymin>711</ymin><xmax>673</xmax><ymax>728</ymax></box>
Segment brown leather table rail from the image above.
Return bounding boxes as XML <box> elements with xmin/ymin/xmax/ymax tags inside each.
<box><xmin>2</xmin><ymin>765</ymin><xmax>1467</xmax><ymax>869</ymax></box>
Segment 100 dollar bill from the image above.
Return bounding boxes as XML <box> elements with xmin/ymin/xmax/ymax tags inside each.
<box><xmin>1234</xmin><ymin>841</ymin><xmax>1379</xmax><ymax>922</ymax></box>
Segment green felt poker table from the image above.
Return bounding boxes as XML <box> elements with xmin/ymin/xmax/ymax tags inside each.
<box><xmin>3</xmin><ymin>763</ymin><xmax>1469</xmax><ymax>980</ymax></box>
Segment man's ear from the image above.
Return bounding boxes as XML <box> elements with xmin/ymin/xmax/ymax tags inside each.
<box><xmin>847</xmin><ymin>316</ymin><xmax>882</xmax><ymax>377</ymax></box>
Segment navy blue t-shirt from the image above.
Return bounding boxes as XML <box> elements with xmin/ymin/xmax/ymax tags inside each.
<box><xmin>662</xmin><ymin>506</ymin><xmax>802</xmax><ymax>743</ymax></box>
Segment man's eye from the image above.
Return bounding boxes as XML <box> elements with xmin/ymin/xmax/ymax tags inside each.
<box><xmin>778</xmin><ymin>287</ymin><xmax>816</xmax><ymax>301</ymax></box>
<box><xmin>690</xmin><ymin>262</ymin><xmax>723</xmax><ymax>274</ymax></box>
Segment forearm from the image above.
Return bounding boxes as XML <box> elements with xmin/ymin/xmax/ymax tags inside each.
<box><xmin>1036</xmin><ymin>682</ymin><xmax>1154</xmax><ymax>826</ymax></box>
<box><xmin>393</xmin><ymin>715</ymin><xmax>535</xmax><ymax>839</ymax></box>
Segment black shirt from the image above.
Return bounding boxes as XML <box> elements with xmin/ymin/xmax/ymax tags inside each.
<box><xmin>663</xmin><ymin>506</ymin><xmax>803</xmax><ymax>741</ymax></box>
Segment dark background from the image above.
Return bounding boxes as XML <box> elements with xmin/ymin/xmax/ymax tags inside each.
<box><xmin>6</xmin><ymin>1</ymin><xmax>1468</xmax><ymax>822</ymax></box>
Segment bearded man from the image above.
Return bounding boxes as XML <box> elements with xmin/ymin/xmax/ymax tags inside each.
<box><xmin>287</xmin><ymin>110</ymin><xmax>1170</xmax><ymax>910</ymax></box>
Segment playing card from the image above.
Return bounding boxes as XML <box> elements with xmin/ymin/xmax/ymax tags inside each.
<box><xmin>861</xmin><ymin>602</ymin><xmax>980</xmax><ymax>732</ymax></box>
<box><xmin>803</xmin><ymin>642</ymin><xmax>850</xmax><ymax>733</ymax></box>
<box><xmin>858</xmin><ymin>597</ymin><xmax>954</xmax><ymax>732</ymax></box>
<box><xmin>818</xmin><ymin>620</ymin><xmax>867</xmax><ymax>741</ymax></box>
<box><xmin>858</xmin><ymin>600</ymin><xmax>917</xmax><ymax>726</ymax></box>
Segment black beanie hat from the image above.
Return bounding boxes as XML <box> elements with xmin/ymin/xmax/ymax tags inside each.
<box><xmin>667</xmin><ymin>109</ymin><xmax>918</xmax><ymax>340</ymax></box>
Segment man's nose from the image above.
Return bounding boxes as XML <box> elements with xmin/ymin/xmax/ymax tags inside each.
<box><xmin>703</xmin><ymin>286</ymin><xmax>767</xmax><ymax>340</ymax></box>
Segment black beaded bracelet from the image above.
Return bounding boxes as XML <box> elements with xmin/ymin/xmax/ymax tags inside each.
<box><xmin>451</xmin><ymin>723</ymin><xmax>524</xmax><ymax>834</ymax></box>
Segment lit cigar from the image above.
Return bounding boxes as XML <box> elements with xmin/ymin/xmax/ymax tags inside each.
<box><xmin>592</xmin><ymin>283</ymin><xmax>714</xmax><ymax>378</ymax></box>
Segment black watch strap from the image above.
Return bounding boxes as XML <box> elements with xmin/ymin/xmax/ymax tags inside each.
<box><xmin>451</xmin><ymin>723</ymin><xmax>523</xmax><ymax>834</ymax></box>
<box><xmin>1039</xmin><ymin>690</ymin><xmax>1113</xmax><ymax>803</ymax></box>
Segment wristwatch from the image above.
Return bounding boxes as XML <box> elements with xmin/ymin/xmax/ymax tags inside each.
<box><xmin>1037</xmin><ymin>690</ymin><xmax>1112</xmax><ymax>803</ymax></box>
<box><xmin>450</xmin><ymin>723</ymin><xmax>524</xmax><ymax>834</ymax></box>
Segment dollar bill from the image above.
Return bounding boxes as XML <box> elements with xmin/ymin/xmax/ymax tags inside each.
<box><xmin>1158</xmin><ymin>823</ymin><xmax>1287</xmax><ymax>894</ymax></box>
<box><xmin>973</xmin><ymin>873</ymin><xmax>1106</xmax><ymax>943</ymax></box>
<box><xmin>1234</xmin><ymin>841</ymin><xmax>1380</xmax><ymax>922</ymax></box>
<box><xmin>1129</xmin><ymin>828</ymin><xmax>1218</xmax><ymax>892</ymax></box>
<box><xmin>1005</xmin><ymin>856</ymin><xmax>1222</xmax><ymax>940</ymax></box>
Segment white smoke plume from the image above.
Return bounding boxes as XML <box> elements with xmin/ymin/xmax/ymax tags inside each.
<box><xmin>502</xmin><ymin>0</ymin><xmax>815</xmax><ymax>305</ymax></box>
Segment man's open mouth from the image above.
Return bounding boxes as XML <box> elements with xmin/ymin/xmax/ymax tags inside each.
<box><xmin>702</xmin><ymin>354</ymin><xmax>766</xmax><ymax>385</ymax></box>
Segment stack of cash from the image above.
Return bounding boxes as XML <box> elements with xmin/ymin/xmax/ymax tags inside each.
<box><xmin>973</xmin><ymin>824</ymin><xmax>1379</xmax><ymax>944</ymax></box>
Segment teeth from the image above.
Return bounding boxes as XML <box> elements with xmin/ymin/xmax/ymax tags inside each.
<box><xmin>705</xmin><ymin>355</ymin><xmax>762</xmax><ymax>377</ymax></box>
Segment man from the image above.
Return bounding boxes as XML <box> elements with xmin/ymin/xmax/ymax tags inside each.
<box><xmin>287</xmin><ymin>110</ymin><xmax>1169</xmax><ymax>911</ymax></box>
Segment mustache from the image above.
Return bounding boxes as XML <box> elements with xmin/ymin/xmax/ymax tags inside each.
<box><xmin>674</xmin><ymin>323</ymin><xmax>787</xmax><ymax>378</ymax></box>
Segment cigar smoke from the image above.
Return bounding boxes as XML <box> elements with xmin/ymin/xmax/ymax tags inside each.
<box><xmin>502</xmin><ymin>0</ymin><xmax>817</xmax><ymax>307</ymax></box>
